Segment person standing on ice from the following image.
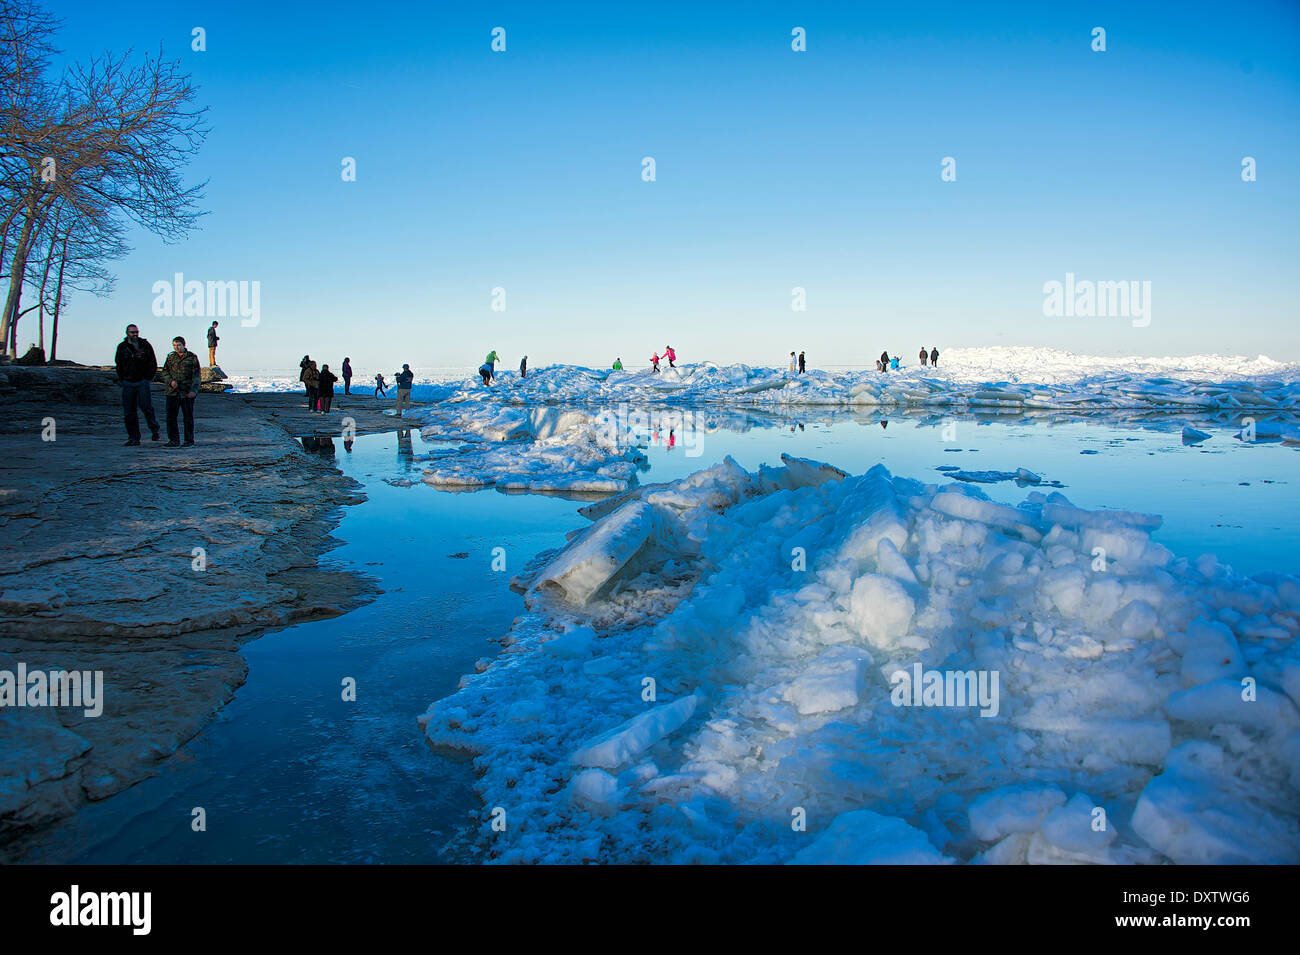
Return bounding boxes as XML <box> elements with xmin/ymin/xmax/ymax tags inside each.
<box><xmin>478</xmin><ymin>361</ymin><xmax>493</xmax><ymax>386</ymax></box>
<box><xmin>918</xmin><ymin>346</ymin><xmax>928</xmax><ymax>367</ymax></box>
<box><xmin>374</xmin><ymin>372</ymin><xmax>387</xmax><ymax>397</ymax></box>
<box><xmin>342</xmin><ymin>357</ymin><xmax>353</xmax><ymax>394</ymax></box>
<box><xmin>483</xmin><ymin>349</ymin><xmax>499</xmax><ymax>379</ymax></box>
<box><xmin>651</xmin><ymin>351</ymin><xmax>660</xmax><ymax>373</ymax></box>
<box><xmin>300</xmin><ymin>355</ymin><xmax>319</xmax><ymax>409</ymax></box>
<box><xmin>930</xmin><ymin>346</ymin><xmax>939</xmax><ymax>367</ymax></box>
<box><xmin>879</xmin><ymin>350</ymin><xmax>890</xmax><ymax>373</ymax></box>
<box><xmin>890</xmin><ymin>355</ymin><xmax>900</xmax><ymax>370</ymax></box>
<box><xmin>798</xmin><ymin>351</ymin><xmax>806</xmax><ymax>374</ymax></box>
<box><xmin>520</xmin><ymin>355</ymin><xmax>528</xmax><ymax>378</ymax></box>
<box><xmin>395</xmin><ymin>363</ymin><xmax>414</xmax><ymax>416</ymax></box>
<box><xmin>788</xmin><ymin>351</ymin><xmax>797</xmax><ymax>373</ymax></box>
<box><xmin>318</xmin><ymin>364</ymin><xmax>338</xmax><ymax>413</ymax></box>
<box><xmin>664</xmin><ymin>345</ymin><xmax>676</xmax><ymax>368</ymax></box>
<box><xmin>612</xmin><ymin>358</ymin><xmax>623</xmax><ymax>370</ymax></box>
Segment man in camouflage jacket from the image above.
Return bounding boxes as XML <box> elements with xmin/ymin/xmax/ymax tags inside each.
<box><xmin>161</xmin><ymin>335</ymin><xmax>202</xmax><ymax>446</ymax></box>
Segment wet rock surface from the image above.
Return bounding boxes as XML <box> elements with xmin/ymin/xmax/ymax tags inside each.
<box><xmin>0</xmin><ymin>368</ymin><xmax>384</xmax><ymax>852</ymax></box>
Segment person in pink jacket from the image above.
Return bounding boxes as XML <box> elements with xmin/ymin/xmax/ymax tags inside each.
<box><xmin>663</xmin><ymin>345</ymin><xmax>676</xmax><ymax>368</ymax></box>
<box><xmin>650</xmin><ymin>352</ymin><xmax>660</xmax><ymax>373</ymax></box>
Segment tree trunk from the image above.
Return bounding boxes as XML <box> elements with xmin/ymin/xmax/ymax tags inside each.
<box><xmin>50</xmin><ymin>232</ymin><xmax>68</xmax><ymax>362</ymax></box>
<box><xmin>35</xmin><ymin>208</ymin><xmax>61</xmax><ymax>352</ymax></box>
<box><xmin>0</xmin><ymin>197</ymin><xmax>37</xmax><ymax>359</ymax></box>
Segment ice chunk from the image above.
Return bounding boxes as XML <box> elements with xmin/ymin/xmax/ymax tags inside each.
<box><xmin>1178</xmin><ymin>619</ymin><xmax>1245</xmax><ymax>687</ymax></box>
<box><xmin>791</xmin><ymin>810</ymin><xmax>951</xmax><ymax>864</ymax></box>
<box><xmin>777</xmin><ymin>453</ymin><xmax>848</xmax><ymax>489</ymax></box>
<box><xmin>1039</xmin><ymin>793</ymin><xmax>1117</xmax><ymax>854</ymax></box>
<box><xmin>571</xmin><ymin>695</ymin><xmax>698</xmax><ymax>769</ymax></box>
<box><xmin>1112</xmin><ymin>599</ymin><xmax>1159</xmax><ymax>640</ymax></box>
<box><xmin>1165</xmin><ymin>679</ymin><xmax>1300</xmax><ymax>736</ymax></box>
<box><xmin>1132</xmin><ymin>742</ymin><xmax>1300</xmax><ymax>863</ymax></box>
<box><xmin>569</xmin><ymin>768</ymin><xmax>621</xmax><ymax>808</ymax></box>
<box><xmin>876</xmin><ymin>538</ymin><xmax>919</xmax><ymax>585</ymax></box>
<box><xmin>931</xmin><ymin>489</ymin><xmax>1042</xmax><ymax>543</ymax></box>
<box><xmin>543</xmin><ymin>625</ymin><xmax>597</xmax><ymax>659</ymax></box>
<box><xmin>531</xmin><ymin>501</ymin><xmax>665</xmax><ymax>605</ymax></box>
<box><xmin>847</xmin><ymin>574</ymin><xmax>916</xmax><ymax>650</ymax></box>
<box><xmin>968</xmin><ymin>784</ymin><xmax>1067</xmax><ymax>841</ymax></box>
<box><xmin>784</xmin><ymin>647</ymin><xmax>871</xmax><ymax>715</ymax></box>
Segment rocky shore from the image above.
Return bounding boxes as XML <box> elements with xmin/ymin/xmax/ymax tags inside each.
<box><xmin>0</xmin><ymin>366</ymin><xmax>397</xmax><ymax>853</ymax></box>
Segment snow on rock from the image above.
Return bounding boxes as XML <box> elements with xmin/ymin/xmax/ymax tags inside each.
<box><xmin>419</xmin><ymin>455</ymin><xmax>1300</xmax><ymax>864</ymax></box>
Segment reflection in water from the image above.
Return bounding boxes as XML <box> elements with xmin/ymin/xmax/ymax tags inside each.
<box><xmin>299</xmin><ymin>435</ymin><xmax>337</xmax><ymax>456</ymax></box>
<box><xmin>397</xmin><ymin>429</ymin><xmax>413</xmax><ymax>458</ymax></box>
<box><xmin>635</xmin><ymin>404</ymin><xmax>1300</xmax><ymax>438</ymax></box>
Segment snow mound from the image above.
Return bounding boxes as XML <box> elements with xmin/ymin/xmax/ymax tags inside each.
<box><xmin>419</xmin><ymin>456</ymin><xmax>1300</xmax><ymax>864</ymax></box>
<box><xmin>391</xmin><ymin>349</ymin><xmax>1300</xmax><ymax>414</ymax></box>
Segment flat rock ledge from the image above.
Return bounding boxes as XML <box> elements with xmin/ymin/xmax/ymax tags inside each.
<box><xmin>0</xmin><ymin>368</ymin><xmax>382</xmax><ymax>852</ymax></box>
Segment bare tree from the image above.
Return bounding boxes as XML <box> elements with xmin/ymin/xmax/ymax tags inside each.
<box><xmin>0</xmin><ymin>0</ymin><xmax>207</xmax><ymax>356</ymax></box>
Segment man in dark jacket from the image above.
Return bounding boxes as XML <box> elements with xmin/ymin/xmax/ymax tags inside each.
<box><xmin>919</xmin><ymin>346</ymin><xmax>928</xmax><ymax>367</ymax></box>
<box><xmin>341</xmin><ymin>357</ymin><xmax>352</xmax><ymax>395</ymax></box>
<box><xmin>114</xmin><ymin>324</ymin><xmax>161</xmax><ymax>446</ymax></box>
<box><xmin>318</xmin><ymin>364</ymin><xmax>338</xmax><ymax>413</ymax></box>
<box><xmin>394</xmin><ymin>363</ymin><xmax>414</xmax><ymax>417</ymax></box>
<box><xmin>300</xmin><ymin>356</ymin><xmax>319</xmax><ymax>410</ymax></box>
<box><xmin>161</xmin><ymin>336</ymin><xmax>201</xmax><ymax>446</ymax></box>
<box><xmin>206</xmin><ymin>321</ymin><xmax>220</xmax><ymax>366</ymax></box>
<box><xmin>930</xmin><ymin>347</ymin><xmax>939</xmax><ymax>367</ymax></box>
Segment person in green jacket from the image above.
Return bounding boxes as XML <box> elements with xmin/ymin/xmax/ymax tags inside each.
<box><xmin>612</xmin><ymin>358</ymin><xmax>623</xmax><ymax>370</ymax></box>
<box><xmin>161</xmin><ymin>336</ymin><xmax>202</xmax><ymax>446</ymax></box>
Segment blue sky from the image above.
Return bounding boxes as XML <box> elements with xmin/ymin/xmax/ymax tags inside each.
<box><xmin>37</xmin><ymin>0</ymin><xmax>1300</xmax><ymax>373</ymax></box>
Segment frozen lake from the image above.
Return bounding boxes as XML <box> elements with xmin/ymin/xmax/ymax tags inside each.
<box><xmin>21</xmin><ymin>407</ymin><xmax>1297</xmax><ymax>863</ymax></box>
